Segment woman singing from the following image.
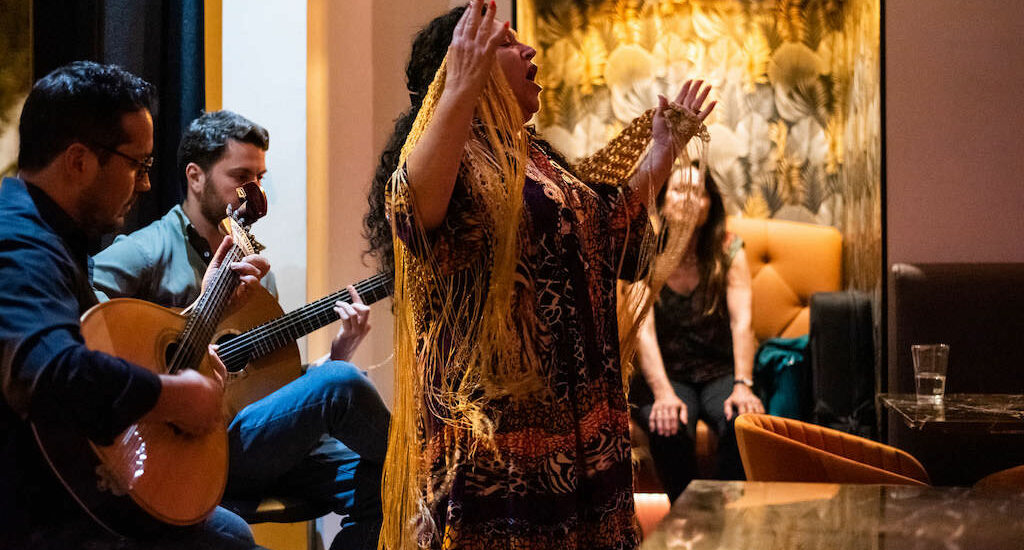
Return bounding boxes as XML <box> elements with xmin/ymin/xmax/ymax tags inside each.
<box><xmin>365</xmin><ymin>2</ymin><xmax>715</xmax><ymax>548</ymax></box>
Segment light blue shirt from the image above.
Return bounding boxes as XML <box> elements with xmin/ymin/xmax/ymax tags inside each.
<box><xmin>92</xmin><ymin>204</ymin><xmax>277</xmax><ymax>308</ymax></box>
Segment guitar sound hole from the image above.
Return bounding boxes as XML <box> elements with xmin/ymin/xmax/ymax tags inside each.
<box><xmin>163</xmin><ymin>341</ymin><xmax>180</xmax><ymax>371</ymax></box>
<box><xmin>164</xmin><ymin>336</ymin><xmax>247</xmax><ymax>374</ymax></box>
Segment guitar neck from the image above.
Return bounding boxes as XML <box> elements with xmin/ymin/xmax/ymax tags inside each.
<box><xmin>170</xmin><ymin>245</ymin><xmax>245</xmax><ymax>373</ymax></box>
<box><xmin>218</xmin><ymin>273</ymin><xmax>392</xmax><ymax>369</ymax></box>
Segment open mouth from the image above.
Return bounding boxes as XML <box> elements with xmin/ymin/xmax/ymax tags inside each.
<box><xmin>526</xmin><ymin>64</ymin><xmax>538</xmax><ymax>82</ymax></box>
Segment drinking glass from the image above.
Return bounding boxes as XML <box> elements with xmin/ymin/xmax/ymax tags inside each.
<box><xmin>912</xmin><ymin>344</ymin><xmax>949</xmax><ymax>403</ymax></box>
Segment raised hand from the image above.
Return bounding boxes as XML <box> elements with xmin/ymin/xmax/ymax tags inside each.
<box><xmin>652</xmin><ymin>79</ymin><xmax>716</xmax><ymax>153</ymax></box>
<box><xmin>444</xmin><ymin>0</ymin><xmax>508</xmax><ymax>102</ymax></box>
<box><xmin>676</xmin><ymin>79</ymin><xmax>716</xmax><ymax>120</ymax></box>
<box><xmin>406</xmin><ymin>0</ymin><xmax>512</xmax><ymax>231</ymax></box>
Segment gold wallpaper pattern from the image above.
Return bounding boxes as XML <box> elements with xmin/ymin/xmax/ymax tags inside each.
<box><xmin>517</xmin><ymin>0</ymin><xmax>881</xmax><ymax>290</ymax></box>
<box><xmin>0</xmin><ymin>0</ymin><xmax>32</xmax><ymax>177</ymax></box>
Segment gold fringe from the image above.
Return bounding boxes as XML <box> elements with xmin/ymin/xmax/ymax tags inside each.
<box><xmin>381</xmin><ymin>55</ymin><xmax>710</xmax><ymax>549</ymax></box>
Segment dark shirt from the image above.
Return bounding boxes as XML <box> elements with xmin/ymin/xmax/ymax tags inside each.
<box><xmin>654</xmin><ymin>235</ymin><xmax>744</xmax><ymax>384</ymax></box>
<box><xmin>0</xmin><ymin>177</ymin><xmax>162</xmax><ymax>531</ymax></box>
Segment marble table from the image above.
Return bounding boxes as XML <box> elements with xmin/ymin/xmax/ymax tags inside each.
<box><xmin>878</xmin><ymin>394</ymin><xmax>1024</xmax><ymax>485</ymax></box>
<box><xmin>641</xmin><ymin>480</ymin><xmax>1024</xmax><ymax>550</ymax></box>
<box><xmin>879</xmin><ymin>393</ymin><xmax>1024</xmax><ymax>433</ymax></box>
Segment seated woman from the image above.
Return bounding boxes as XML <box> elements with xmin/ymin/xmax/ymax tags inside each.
<box><xmin>631</xmin><ymin>166</ymin><xmax>765</xmax><ymax>501</ymax></box>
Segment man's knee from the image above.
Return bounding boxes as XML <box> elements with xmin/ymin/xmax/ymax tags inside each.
<box><xmin>311</xmin><ymin>361</ymin><xmax>381</xmax><ymax>403</ymax></box>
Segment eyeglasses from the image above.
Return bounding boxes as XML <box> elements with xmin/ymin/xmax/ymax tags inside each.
<box><xmin>91</xmin><ymin>143</ymin><xmax>155</xmax><ymax>181</ymax></box>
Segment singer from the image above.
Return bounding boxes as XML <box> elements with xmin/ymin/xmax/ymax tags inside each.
<box><xmin>363</xmin><ymin>2</ymin><xmax>716</xmax><ymax>548</ymax></box>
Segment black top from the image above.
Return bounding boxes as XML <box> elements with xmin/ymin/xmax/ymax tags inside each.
<box><xmin>653</xmin><ymin>235</ymin><xmax>744</xmax><ymax>384</ymax></box>
<box><xmin>0</xmin><ymin>177</ymin><xmax>161</xmax><ymax>530</ymax></box>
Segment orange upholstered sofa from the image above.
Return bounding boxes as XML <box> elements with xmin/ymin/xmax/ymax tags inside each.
<box><xmin>727</xmin><ymin>216</ymin><xmax>842</xmax><ymax>341</ymax></box>
<box><xmin>633</xmin><ymin>217</ymin><xmax>842</xmax><ymax>489</ymax></box>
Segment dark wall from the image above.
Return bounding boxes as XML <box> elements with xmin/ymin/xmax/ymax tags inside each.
<box><xmin>32</xmin><ymin>0</ymin><xmax>206</xmax><ymax>236</ymax></box>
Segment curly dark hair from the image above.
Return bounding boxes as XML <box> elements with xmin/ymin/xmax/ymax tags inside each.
<box><xmin>363</xmin><ymin>6</ymin><xmax>467</xmax><ymax>276</ymax></box>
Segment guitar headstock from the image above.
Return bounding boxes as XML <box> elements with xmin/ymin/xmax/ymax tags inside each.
<box><xmin>231</xmin><ymin>182</ymin><xmax>268</xmax><ymax>227</ymax></box>
<box><xmin>219</xmin><ymin>182</ymin><xmax>267</xmax><ymax>255</ymax></box>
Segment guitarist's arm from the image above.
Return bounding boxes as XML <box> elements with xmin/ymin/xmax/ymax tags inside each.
<box><xmin>1</xmin><ymin>247</ymin><xmax>163</xmax><ymax>446</ymax></box>
<box><xmin>92</xmin><ymin>228</ymin><xmax>154</xmax><ymax>303</ymax></box>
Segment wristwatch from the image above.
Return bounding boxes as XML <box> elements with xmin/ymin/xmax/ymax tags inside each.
<box><xmin>734</xmin><ymin>377</ymin><xmax>754</xmax><ymax>388</ymax></box>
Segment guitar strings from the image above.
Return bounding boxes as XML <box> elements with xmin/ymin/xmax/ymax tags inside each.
<box><xmin>169</xmin><ymin>244</ymin><xmax>245</xmax><ymax>374</ymax></box>
<box><xmin>215</xmin><ymin>279</ymin><xmax>376</xmax><ymax>363</ymax></box>
<box><xmin>216</xmin><ymin>275</ymin><xmax>392</xmax><ymax>364</ymax></box>
<box><xmin>217</xmin><ymin>275</ymin><xmax>388</xmax><ymax>357</ymax></box>
<box><xmin>173</xmin><ymin>248</ymin><xmax>239</xmax><ymax>372</ymax></box>
<box><xmin>216</xmin><ymin>275</ymin><xmax>391</xmax><ymax>365</ymax></box>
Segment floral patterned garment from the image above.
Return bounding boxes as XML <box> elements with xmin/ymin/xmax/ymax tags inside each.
<box><xmin>392</xmin><ymin>141</ymin><xmax>650</xmax><ymax>550</ymax></box>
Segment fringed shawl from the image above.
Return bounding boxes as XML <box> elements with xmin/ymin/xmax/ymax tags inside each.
<box><xmin>382</xmin><ymin>57</ymin><xmax>709</xmax><ymax>550</ymax></box>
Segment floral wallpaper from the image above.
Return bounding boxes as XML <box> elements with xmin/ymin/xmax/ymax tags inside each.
<box><xmin>0</xmin><ymin>0</ymin><xmax>33</xmax><ymax>177</ymax></box>
<box><xmin>517</xmin><ymin>0</ymin><xmax>881</xmax><ymax>290</ymax></box>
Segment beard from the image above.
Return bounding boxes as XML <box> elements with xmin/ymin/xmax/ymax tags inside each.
<box><xmin>198</xmin><ymin>184</ymin><xmax>230</xmax><ymax>227</ymax></box>
<box><xmin>79</xmin><ymin>177</ymin><xmax>134</xmax><ymax>234</ymax></box>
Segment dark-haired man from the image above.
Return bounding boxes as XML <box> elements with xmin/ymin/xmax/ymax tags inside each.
<box><xmin>0</xmin><ymin>62</ymin><xmax>265</xmax><ymax>549</ymax></box>
<box><xmin>93</xmin><ymin>110</ymin><xmax>389</xmax><ymax>550</ymax></box>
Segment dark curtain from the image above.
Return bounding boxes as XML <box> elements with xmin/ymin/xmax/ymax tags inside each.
<box><xmin>32</xmin><ymin>0</ymin><xmax>205</xmax><ymax>236</ymax></box>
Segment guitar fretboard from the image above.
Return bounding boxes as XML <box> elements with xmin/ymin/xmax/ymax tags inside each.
<box><xmin>169</xmin><ymin>245</ymin><xmax>246</xmax><ymax>373</ymax></box>
<box><xmin>218</xmin><ymin>273</ymin><xmax>393</xmax><ymax>370</ymax></box>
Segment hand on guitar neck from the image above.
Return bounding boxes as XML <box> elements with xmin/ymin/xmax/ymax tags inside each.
<box><xmin>203</xmin><ymin>235</ymin><xmax>271</xmax><ymax>307</ymax></box>
<box><xmin>148</xmin><ymin>234</ymin><xmax>268</xmax><ymax>437</ymax></box>
<box><xmin>329</xmin><ymin>286</ymin><xmax>372</xmax><ymax>363</ymax></box>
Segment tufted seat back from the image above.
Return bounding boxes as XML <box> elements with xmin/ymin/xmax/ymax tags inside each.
<box><xmin>727</xmin><ymin>217</ymin><xmax>842</xmax><ymax>341</ymax></box>
<box><xmin>735</xmin><ymin>413</ymin><xmax>930</xmax><ymax>485</ymax></box>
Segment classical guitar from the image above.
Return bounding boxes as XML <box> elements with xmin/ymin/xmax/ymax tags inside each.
<box><xmin>31</xmin><ymin>182</ymin><xmax>267</xmax><ymax>536</ymax></box>
<box><xmin>211</xmin><ymin>272</ymin><xmax>393</xmax><ymax>417</ymax></box>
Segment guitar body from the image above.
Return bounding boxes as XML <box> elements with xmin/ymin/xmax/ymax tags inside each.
<box><xmin>214</xmin><ymin>285</ymin><xmax>303</xmax><ymax>418</ymax></box>
<box><xmin>32</xmin><ymin>298</ymin><xmax>229</xmax><ymax>534</ymax></box>
<box><xmin>30</xmin><ymin>182</ymin><xmax>269</xmax><ymax>535</ymax></box>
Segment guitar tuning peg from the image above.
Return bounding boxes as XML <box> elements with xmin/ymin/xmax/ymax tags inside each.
<box><xmin>251</xmin><ymin>238</ymin><xmax>266</xmax><ymax>254</ymax></box>
<box><xmin>240</xmin><ymin>228</ymin><xmax>265</xmax><ymax>254</ymax></box>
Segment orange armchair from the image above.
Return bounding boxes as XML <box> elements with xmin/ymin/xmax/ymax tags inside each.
<box><xmin>735</xmin><ymin>413</ymin><xmax>929</xmax><ymax>485</ymax></box>
<box><xmin>975</xmin><ymin>465</ymin><xmax>1024</xmax><ymax>492</ymax></box>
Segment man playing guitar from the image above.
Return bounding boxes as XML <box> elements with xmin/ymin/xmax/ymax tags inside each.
<box><xmin>0</xmin><ymin>62</ymin><xmax>268</xmax><ymax>549</ymax></box>
<box><xmin>92</xmin><ymin>110</ymin><xmax>390</xmax><ymax>550</ymax></box>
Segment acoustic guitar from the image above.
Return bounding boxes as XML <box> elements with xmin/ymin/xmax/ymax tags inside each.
<box><xmin>30</xmin><ymin>182</ymin><xmax>267</xmax><ymax>536</ymax></box>
<box><xmin>212</xmin><ymin>272</ymin><xmax>393</xmax><ymax>418</ymax></box>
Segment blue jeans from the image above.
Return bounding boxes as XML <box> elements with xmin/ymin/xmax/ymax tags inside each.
<box><xmin>224</xmin><ymin>361</ymin><xmax>390</xmax><ymax>550</ymax></box>
<box><xmin>14</xmin><ymin>506</ymin><xmax>258</xmax><ymax>549</ymax></box>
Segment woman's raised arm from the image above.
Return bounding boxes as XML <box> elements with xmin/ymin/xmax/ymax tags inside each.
<box><xmin>406</xmin><ymin>0</ymin><xmax>508</xmax><ymax>231</ymax></box>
